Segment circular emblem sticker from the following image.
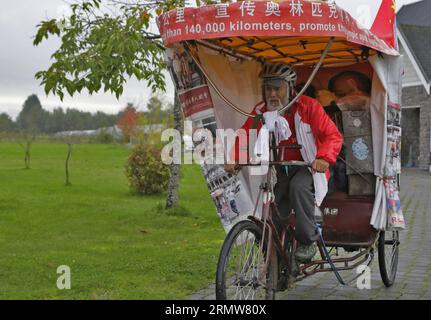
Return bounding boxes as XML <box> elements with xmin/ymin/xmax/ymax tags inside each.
<box><xmin>353</xmin><ymin>118</ymin><xmax>362</xmax><ymax>127</ymax></box>
<box><xmin>352</xmin><ymin>138</ymin><xmax>369</xmax><ymax>160</ymax></box>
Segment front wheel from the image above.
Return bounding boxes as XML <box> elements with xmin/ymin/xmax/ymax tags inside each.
<box><xmin>378</xmin><ymin>230</ymin><xmax>399</xmax><ymax>287</ymax></box>
<box><xmin>216</xmin><ymin>220</ymin><xmax>278</xmax><ymax>300</ymax></box>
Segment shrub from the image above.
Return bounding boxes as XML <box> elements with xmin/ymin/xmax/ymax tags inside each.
<box><xmin>125</xmin><ymin>143</ymin><xmax>170</xmax><ymax>194</ymax></box>
<box><xmin>93</xmin><ymin>130</ymin><xmax>114</xmax><ymax>144</ymax></box>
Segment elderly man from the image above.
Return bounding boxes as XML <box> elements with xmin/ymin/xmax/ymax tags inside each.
<box><xmin>225</xmin><ymin>62</ymin><xmax>343</xmax><ymax>263</ymax></box>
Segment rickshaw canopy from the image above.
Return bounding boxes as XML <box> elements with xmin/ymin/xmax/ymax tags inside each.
<box><xmin>157</xmin><ymin>1</ymin><xmax>399</xmax><ymax>67</ymax></box>
<box><xmin>157</xmin><ymin>1</ymin><xmax>405</xmax><ymax>232</ymax></box>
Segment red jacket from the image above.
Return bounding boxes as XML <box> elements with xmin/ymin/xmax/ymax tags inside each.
<box><xmin>232</xmin><ymin>95</ymin><xmax>343</xmax><ymax>177</ymax></box>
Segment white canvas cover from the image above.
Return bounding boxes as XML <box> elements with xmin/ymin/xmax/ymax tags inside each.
<box><xmin>164</xmin><ymin>41</ymin><xmax>405</xmax><ymax>233</ymax></box>
<box><xmin>369</xmin><ymin>54</ymin><xmax>405</xmax><ymax>230</ymax></box>
<box><xmin>196</xmin><ymin>46</ymin><xmax>267</xmax><ymax>231</ymax></box>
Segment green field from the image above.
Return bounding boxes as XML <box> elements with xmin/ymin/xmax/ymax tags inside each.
<box><xmin>0</xmin><ymin>142</ymin><xmax>224</xmax><ymax>299</ymax></box>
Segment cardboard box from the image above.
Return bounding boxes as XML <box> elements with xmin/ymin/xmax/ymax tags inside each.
<box><xmin>348</xmin><ymin>174</ymin><xmax>376</xmax><ymax>196</ymax></box>
<box><xmin>342</xmin><ymin>110</ymin><xmax>372</xmax><ymax>137</ymax></box>
<box><xmin>344</xmin><ymin>136</ymin><xmax>374</xmax><ymax>174</ymax></box>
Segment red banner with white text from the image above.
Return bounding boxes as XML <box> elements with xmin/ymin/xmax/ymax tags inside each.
<box><xmin>157</xmin><ymin>1</ymin><xmax>398</xmax><ymax>55</ymax></box>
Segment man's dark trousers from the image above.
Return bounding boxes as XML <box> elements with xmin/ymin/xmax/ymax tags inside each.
<box><xmin>274</xmin><ymin>165</ymin><xmax>319</xmax><ymax>245</ymax></box>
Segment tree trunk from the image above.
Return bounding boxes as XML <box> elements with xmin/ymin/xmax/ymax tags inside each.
<box><xmin>24</xmin><ymin>141</ymin><xmax>31</xmax><ymax>169</ymax></box>
<box><xmin>165</xmin><ymin>91</ymin><xmax>183</xmax><ymax>209</ymax></box>
<box><xmin>65</xmin><ymin>143</ymin><xmax>72</xmax><ymax>186</ymax></box>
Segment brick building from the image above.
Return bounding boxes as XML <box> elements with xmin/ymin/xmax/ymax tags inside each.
<box><xmin>397</xmin><ymin>1</ymin><xmax>431</xmax><ymax>170</ymax></box>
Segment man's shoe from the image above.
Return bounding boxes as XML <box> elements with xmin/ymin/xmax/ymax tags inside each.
<box><xmin>295</xmin><ymin>243</ymin><xmax>317</xmax><ymax>264</ymax></box>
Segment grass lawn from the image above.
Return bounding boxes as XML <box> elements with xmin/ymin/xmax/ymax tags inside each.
<box><xmin>0</xmin><ymin>142</ymin><xmax>224</xmax><ymax>299</ymax></box>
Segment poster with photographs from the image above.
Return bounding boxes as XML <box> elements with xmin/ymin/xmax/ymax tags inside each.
<box><xmin>193</xmin><ymin>125</ymin><xmax>254</xmax><ymax>233</ymax></box>
<box><xmin>384</xmin><ymin>101</ymin><xmax>404</xmax><ymax>230</ymax></box>
<box><xmin>165</xmin><ymin>45</ymin><xmax>213</xmax><ymax>118</ymax></box>
<box><xmin>201</xmin><ymin>160</ymin><xmax>254</xmax><ymax>231</ymax></box>
<box><xmin>383</xmin><ymin>178</ymin><xmax>406</xmax><ymax>230</ymax></box>
<box><xmin>165</xmin><ymin>46</ymin><xmax>255</xmax><ymax>233</ymax></box>
<box><xmin>385</xmin><ymin>102</ymin><xmax>402</xmax><ymax>177</ymax></box>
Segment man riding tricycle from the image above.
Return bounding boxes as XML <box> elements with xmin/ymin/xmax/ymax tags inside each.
<box><xmin>158</xmin><ymin>0</ymin><xmax>406</xmax><ymax>299</ymax></box>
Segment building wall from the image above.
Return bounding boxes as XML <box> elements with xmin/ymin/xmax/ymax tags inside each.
<box><xmin>400</xmin><ymin>48</ymin><xmax>421</xmax><ymax>86</ymax></box>
<box><xmin>402</xmin><ymin>85</ymin><xmax>431</xmax><ymax>170</ymax></box>
<box><xmin>401</xmin><ymin>107</ymin><xmax>420</xmax><ymax>167</ymax></box>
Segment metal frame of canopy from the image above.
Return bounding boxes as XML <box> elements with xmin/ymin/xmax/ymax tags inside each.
<box><xmin>157</xmin><ymin>0</ymin><xmax>399</xmax><ymax>117</ymax></box>
<box><xmin>193</xmin><ymin>36</ymin><xmax>376</xmax><ymax>67</ymax></box>
<box><xmin>183</xmin><ymin>37</ymin><xmax>334</xmax><ymax>117</ymax></box>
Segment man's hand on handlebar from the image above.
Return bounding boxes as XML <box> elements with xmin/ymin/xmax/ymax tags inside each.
<box><xmin>224</xmin><ymin>163</ymin><xmax>242</xmax><ymax>175</ymax></box>
<box><xmin>311</xmin><ymin>159</ymin><xmax>329</xmax><ymax>173</ymax></box>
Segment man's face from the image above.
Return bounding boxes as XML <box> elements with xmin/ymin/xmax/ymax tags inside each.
<box><xmin>263</xmin><ymin>80</ymin><xmax>290</xmax><ymax>111</ymax></box>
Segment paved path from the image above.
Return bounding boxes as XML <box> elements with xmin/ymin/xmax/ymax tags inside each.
<box><xmin>189</xmin><ymin>169</ymin><xmax>431</xmax><ymax>300</ymax></box>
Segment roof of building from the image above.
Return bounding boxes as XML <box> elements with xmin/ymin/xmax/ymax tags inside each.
<box><xmin>397</xmin><ymin>0</ymin><xmax>431</xmax><ymax>27</ymax></box>
<box><xmin>397</xmin><ymin>0</ymin><xmax>431</xmax><ymax>84</ymax></box>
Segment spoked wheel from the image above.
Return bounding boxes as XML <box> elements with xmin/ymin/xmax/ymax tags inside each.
<box><xmin>378</xmin><ymin>230</ymin><xmax>400</xmax><ymax>287</ymax></box>
<box><xmin>216</xmin><ymin>220</ymin><xmax>278</xmax><ymax>300</ymax></box>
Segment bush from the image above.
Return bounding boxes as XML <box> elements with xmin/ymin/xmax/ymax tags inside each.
<box><xmin>93</xmin><ymin>130</ymin><xmax>114</xmax><ymax>144</ymax></box>
<box><xmin>125</xmin><ymin>144</ymin><xmax>170</xmax><ymax>194</ymax></box>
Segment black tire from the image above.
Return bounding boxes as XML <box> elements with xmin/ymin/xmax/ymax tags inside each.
<box><xmin>378</xmin><ymin>230</ymin><xmax>399</xmax><ymax>287</ymax></box>
<box><xmin>216</xmin><ymin>220</ymin><xmax>278</xmax><ymax>300</ymax></box>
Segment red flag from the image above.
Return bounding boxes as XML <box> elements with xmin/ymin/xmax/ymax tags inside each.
<box><xmin>370</xmin><ymin>0</ymin><xmax>397</xmax><ymax>48</ymax></box>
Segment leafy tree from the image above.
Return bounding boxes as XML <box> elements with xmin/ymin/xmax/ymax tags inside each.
<box><xmin>15</xmin><ymin>95</ymin><xmax>46</xmax><ymax>169</ymax></box>
<box><xmin>32</xmin><ymin>0</ymin><xmax>181</xmax><ymax>100</ymax></box>
<box><xmin>16</xmin><ymin>95</ymin><xmax>46</xmax><ymax>133</ymax></box>
<box><xmin>18</xmin><ymin>133</ymin><xmax>36</xmax><ymax>170</ymax></box>
<box><xmin>33</xmin><ymin>0</ymin><xmax>195</xmax><ymax>208</ymax></box>
<box><xmin>145</xmin><ymin>94</ymin><xmax>174</xmax><ymax>124</ymax></box>
<box><xmin>0</xmin><ymin>113</ymin><xmax>15</xmax><ymax>132</ymax></box>
<box><xmin>1</xmin><ymin>102</ymin><xmax>120</xmax><ymax>135</ymax></box>
<box><xmin>117</xmin><ymin>103</ymin><xmax>139</xmax><ymax>142</ymax></box>
<box><xmin>44</xmin><ymin>107</ymin><xmax>65</xmax><ymax>133</ymax></box>
<box><xmin>146</xmin><ymin>95</ymin><xmax>163</xmax><ymax>118</ymax></box>
<box><xmin>93</xmin><ymin>111</ymin><xmax>117</xmax><ymax>129</ymax></box>
<box><xmin>131</xmin><ymin>94</ymin><xmax>174</xmax><ymax>146</ymax></box>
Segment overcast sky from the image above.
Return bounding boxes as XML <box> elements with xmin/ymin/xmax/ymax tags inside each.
<box><xmin>0</xmin><ymin>0</ymin><xmax>420</xmax><ymax>119</ymax></box>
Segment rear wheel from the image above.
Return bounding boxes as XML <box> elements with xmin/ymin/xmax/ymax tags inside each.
<box><xmin>378</xmin><ymin>230</ymin><xmax>399</xmax><ymax>287</ymax></box>
<box><xmin>216</xmin><ymin>220</ymin><xmax>278</xmax><ymax>300</ymax></box>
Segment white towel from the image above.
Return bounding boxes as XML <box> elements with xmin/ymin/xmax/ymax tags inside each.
<box><xmin>263</xmin><ymin>111</ymin><xmax>291</xmax><ymax>144</ymax></box>
<box><xmin>254</xmin><ymin>111</ymin><xmax>292</xmax><ymax>162</ymax></box>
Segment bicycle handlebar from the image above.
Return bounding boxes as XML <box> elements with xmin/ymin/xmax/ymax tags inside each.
<box><xmin>270</xmin><ymin>144</ymin><xmax>303</xmax><ymax>150</ymax></box>
<box><xmin>279</xmin><ymin>160</ymin><xmax>312</xmax><ymax>167</ymax></box>
<box><xmin>233</xmin><ymin>160</ymin><xmax>312</xmax><ymax>168</ymax></box>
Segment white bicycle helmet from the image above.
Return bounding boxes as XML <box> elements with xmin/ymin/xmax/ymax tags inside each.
<box><xmin>259</xmin><ymin>62</ymin><xmax>297</xmax><ymax>87</ymax></box>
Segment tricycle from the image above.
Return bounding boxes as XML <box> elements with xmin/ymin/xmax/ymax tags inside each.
<box><xmin>158</xmin><ymin>0</ymin><xmax>406</xmax><ymax>300</ymax></box>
